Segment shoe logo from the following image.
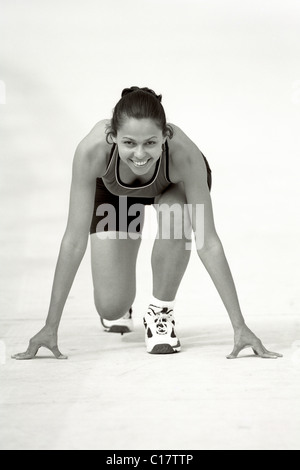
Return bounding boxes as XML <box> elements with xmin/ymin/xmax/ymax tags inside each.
<box><xmin>156</xmin><ymin>318</ymin><xmax>168</xmax><ymax>335</ymax></box>
<box><xmin>145</xmin><ymin>306</ymin><xmax>176</xmax><ymax>337</ymax></box>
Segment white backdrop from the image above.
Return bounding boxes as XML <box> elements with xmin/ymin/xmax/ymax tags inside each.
<box><xmin>1</xmin><ymin>0</ymin><xmax>299</xmax><ymax>321</ymax></box>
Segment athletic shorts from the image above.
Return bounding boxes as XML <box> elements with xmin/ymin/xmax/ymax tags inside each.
<box><xmin>90</xmin><ymin>158</ymin><xmax>212</xmax><ymax>235</ymax></box>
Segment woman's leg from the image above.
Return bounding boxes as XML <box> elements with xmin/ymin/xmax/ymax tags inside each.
<box><xmin>90</xmin><ymin>178</ymin><xmax>147</xmax><ymax>322</ymax></box>
<box><xmin>143</xmin><ymin>184</ymin><xmax>191</xmax><ymax>354</ymax></box>
<box><xmin>151</xmin><ymin>183</ymin><xmax>192</xmax><ymax>301</ymax></box>
<box><xmin>90</xmin><ymin>233</ymin><xmax>141</xmax><ymax>321</ymax></box>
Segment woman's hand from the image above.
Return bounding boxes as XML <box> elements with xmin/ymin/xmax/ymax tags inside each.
<box><xmin>227</xmin><ymin>324</ymin><xmax>282</xmax><ymax>359</ymax></box>
<box><xmin>11</xmin><ymin>325</ymin><xmax>68</xmax><ymax>360</ymax></box>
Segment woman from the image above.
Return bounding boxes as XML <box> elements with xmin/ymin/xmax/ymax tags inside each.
<box><xmin>12</xmin><ymin>86</ymin><xmax>282</xmax><ymax>359</ymax></box>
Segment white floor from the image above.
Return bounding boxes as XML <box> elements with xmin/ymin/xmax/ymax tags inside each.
<box><xmin>1</xmin><ymin>314</ymin><xmax>300</xmax><ymax>450</ymax></box>
<box><xmin>1</xmin><ymin>0</ymin><xmax>300</xmax><ymax>451</ymax></box>
<box><xmin>1</xmin><ymin>230</ymin><xmax>300</xmax><ymax>450</ymax></box>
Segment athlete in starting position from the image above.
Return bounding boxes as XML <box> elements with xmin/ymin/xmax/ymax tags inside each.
<box><xmin>12</xmin><ymin>86</ymin><xmax>282</xmax><ymax>359</ymax></box>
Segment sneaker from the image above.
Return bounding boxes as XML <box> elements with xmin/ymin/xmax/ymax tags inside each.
<box><xmin>143</xmin><ymin>304</ymin><xmax>181</xmax><ymax>354</ymax></box>
<box><xmin>101</xmin><ymin>308</ymin><xmax>133</xmax><ymax>335</ymax></box>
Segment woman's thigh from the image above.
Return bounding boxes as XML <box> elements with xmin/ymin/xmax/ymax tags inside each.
<box><xmin>154</xmin><ymin>183</ymin><xmax>192</xmax><ymax>240</ymax></box>
<box><xmin>90</xmin><ymin>233</ymin><xmax>141</xmax><ymax>317</ymax></box>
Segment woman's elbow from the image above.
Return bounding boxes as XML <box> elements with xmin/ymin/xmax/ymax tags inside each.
<box><xmin>61</xmin><ymin>230</ymin><xmax>89</xmax><ymax>253</ymax></box>
<box><xmin>196</xmin><ymin>233</ymin><xmax>223</xmax><ymax>258</ymax></box>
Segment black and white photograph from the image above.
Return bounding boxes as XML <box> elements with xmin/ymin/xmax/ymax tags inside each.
<box><xmin>0</xmin><ymin>0</ymin><xmax>299</xmax><ymax>452</ymax></box>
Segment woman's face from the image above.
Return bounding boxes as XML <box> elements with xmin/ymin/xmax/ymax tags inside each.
<box><xmin>112</xmin><ymin>117</ymin><xmax>166</xmax><ymax>175</ymax></box>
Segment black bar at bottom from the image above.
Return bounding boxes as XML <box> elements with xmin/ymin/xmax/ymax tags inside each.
<box><xmin>91</xmin><ymin>451</ymin><xmax>209</xmax><ymax>464</ymax></box>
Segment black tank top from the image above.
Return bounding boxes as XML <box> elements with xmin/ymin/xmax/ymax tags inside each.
<box><xmin>102</xmin><ymin>141</ymin><xmax>171</xmax><ymax>197</ymax></box>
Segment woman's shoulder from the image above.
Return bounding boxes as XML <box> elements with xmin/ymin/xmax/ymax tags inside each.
<box><xmin>74</xmin><ymin>120</ymin><xmax>113</xmax><ymax>177</ymax></box>
<box><xmin>77</xmin><ymin>120</ymin><xmax>112</xmax><ymax>158</ymax></box>
<box><xmin>167</xmin><ymin>123</ymin><xmax>203</xmax><ymax>162</ymax></box>
<box><xmin>167</xmin><ymin>123</ymin><xmax>197</xmax><ymax>153</ymax></box>
<box><xmin>167</xmin><ymin>123</ymin><xmax>206</xmax><ymax>181</ymax></box>
<box><xmin>79</xmin><ymin>119</ymin><xmax>111</xmax><ymax>151</ymax></box>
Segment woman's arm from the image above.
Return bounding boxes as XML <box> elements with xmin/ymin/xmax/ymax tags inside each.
<box><xmin>172</xmin><ymin>128</ymin><xmax>282</xmax><ymax>359</ymax></box>
<box><xmin>12</xmin><ymin>133</ymin><xmax>106</xmax><ymax>360</ymax></box>
<box><xmin>180</xmin><ymin>148</ymin><xmax>246</xmax><ymax>330</ymax></box>
<box><xmin>45</xmin><ymin>141</ymin><xmax>98</xmax><ymax>330</ymax></box>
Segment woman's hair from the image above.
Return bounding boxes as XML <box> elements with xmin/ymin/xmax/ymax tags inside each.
<box><xmin>105</xmin><ymin>86</ymin><xmax>174</xmax><ymax>143</ymax></box>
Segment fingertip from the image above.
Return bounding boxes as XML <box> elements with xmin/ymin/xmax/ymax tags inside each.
<box><xmin>54</xmin><ymin>351</ymin><xmax>68</xmax><ymax>359</ymax></box>
<box><xmin>57</xmin><ymin>355</ymin><xmax>68</xmax><ymax>360</ymax></box>
<box><xmin>11</xmin><ymin>354</ymin><xmax>25</xmax><ymax>360</ymax></box>
<box><xmin>272</xmin><ymin>352</ymin><xmax>283</xmax><ymax>358</ymax></box>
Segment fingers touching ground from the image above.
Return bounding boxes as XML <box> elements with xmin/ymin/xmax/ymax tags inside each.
<box><xmin>227</xmin><ymin>342</ymin><xmax>283</xmax><ymax>359</ymax></box>
<box><xmin>11</xmin><ymin>341</ymin><xmax>68</xmax><ymax>360</ymax></box>
<box><xmin>250</xmin><ymin>339</ymin><xmax>282</xmax><ymax>358</ymax></box>
<box><xmin>226</xmin><ymin>344</ymin><xmax>245</xmax><ymax>359</ymax></box>
<box><xmin>49</xmin><ymin>345</ymin><xmax>68</xmax><ymax>360</ymax></box>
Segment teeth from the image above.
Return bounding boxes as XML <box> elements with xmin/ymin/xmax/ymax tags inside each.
<box><xmin>133</xmin><ymin>160</ymin><xmax>148</xmax><ymax>167</ymax></box>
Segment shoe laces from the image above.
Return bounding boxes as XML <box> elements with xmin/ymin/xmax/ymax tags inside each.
<box><xmin>151</xmin><ymin>307</ymin><xmax>174</xmax><ymax>335</ymax></box>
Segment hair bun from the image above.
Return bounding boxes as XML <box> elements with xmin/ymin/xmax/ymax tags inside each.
<box><xmin>121</xmin><ymin>87</ymin><xmax>140</xmax><ymax>97</ymax></box>
<box><xmin>121</xmin><ymin>86</ymin><xmax>162</xmax><ymax>102</ymax></box>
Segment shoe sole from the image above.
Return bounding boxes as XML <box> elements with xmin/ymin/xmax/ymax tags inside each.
<box><xmin>148</xmin><ymin>342</ymin><xmax>181</xmax><ymax>354</ymax></box>
<box><xmin>104</xmin><ymin>325</ymin><xmax>132</xmax><ymax>335</ymax></box>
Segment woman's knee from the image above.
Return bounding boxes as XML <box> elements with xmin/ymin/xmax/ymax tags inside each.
<box><xmin>94</xmin><ymin>294</ymin><xmax>134</xmax><ymax>320</ymax></box>
<box><xmin>155</xmin><ymin>184</ymin><xmax>192</xmax><ymax>240</ymax></box>
<box><xmin>156</xmin><ymin>203</ymin><xmax>192</xmax><ymax>241</ymax></box>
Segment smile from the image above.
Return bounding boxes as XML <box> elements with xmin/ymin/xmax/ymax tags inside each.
<box><xmin>131</xmin><ymin>159</ymin><xmax>150</xmax><ymax>167</ymax></box>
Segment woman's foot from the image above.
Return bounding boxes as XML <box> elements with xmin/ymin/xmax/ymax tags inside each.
<box><xmin>143</xmin><ymin>304</ymin><xmax>181</xmax><ymax>354</ymax></box>
<box><xmin>100</xmin><ymin>308</ymin><xmax>133</xmax><ymax>335</ymax></box>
